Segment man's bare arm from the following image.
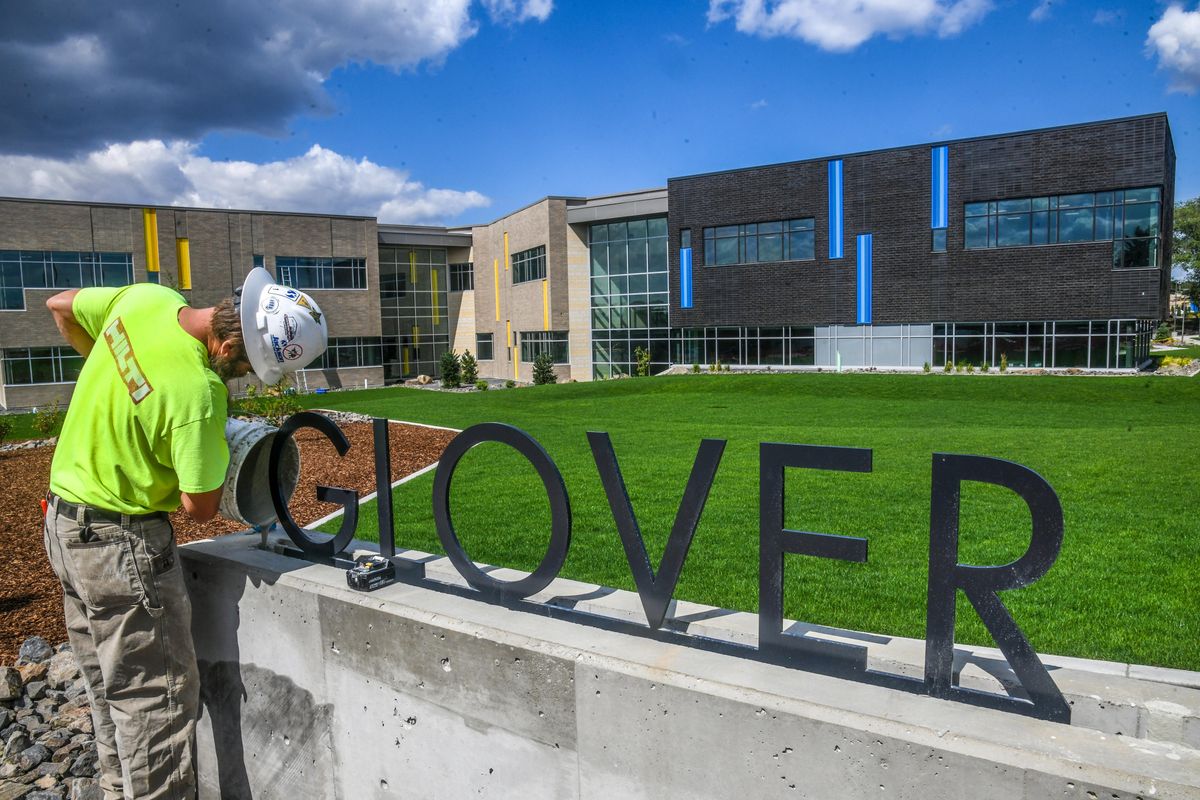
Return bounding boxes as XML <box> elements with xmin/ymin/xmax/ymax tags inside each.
<box><xmin>180</xmin><ymin>487</ymin><xmax>222</xmax><ymax>524</ymax></box>
<box><xmin>46</xmin><ymin>290</ymin><xmax>95</xmax><ymax>357</ymax></box>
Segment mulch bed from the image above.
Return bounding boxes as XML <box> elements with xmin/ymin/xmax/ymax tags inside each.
<box><xmin>0</xmin><ymin>421</ymin><xmax>456</xmax><ymax>664</ymax></box>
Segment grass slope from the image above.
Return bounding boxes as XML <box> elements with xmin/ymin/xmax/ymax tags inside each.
<box><xmin>303</xmin><ymin>373</ymin><xmax>1199</xmax><ymax>670</ymax></box>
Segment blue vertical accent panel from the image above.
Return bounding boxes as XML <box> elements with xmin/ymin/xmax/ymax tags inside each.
<box><xmin>856</xmin><ymin>234</ymin><xmax>872</xmax><ymax>324</ymax></box>
<box><xmin>680</xmin><ymin>248</ymin><xmax>693</xmax><ymax>308</ymax></box>
<box><xmin>931</xmin><ymin>146</ymin><xmax>949</xmax><ymax>229</ymax></box>
<box><xmin>828</xmin><ymin>160</ymin><xmax>844</xmax><ymax>259</ymax></box>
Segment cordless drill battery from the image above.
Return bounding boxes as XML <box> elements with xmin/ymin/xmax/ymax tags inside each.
<box><xmin>346</xmin><ymin>555</ymin><xmax>397</xmax><ymax>592</ymax></box>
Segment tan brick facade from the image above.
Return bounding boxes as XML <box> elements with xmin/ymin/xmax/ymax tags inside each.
<box><xmin>0</xmin><ymin>198</ymin><xmax>379</xmax><ymax>408</ymax></box>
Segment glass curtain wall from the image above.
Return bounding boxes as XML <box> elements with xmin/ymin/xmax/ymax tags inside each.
<box><xmin>590</xmin><ymin>217</ymin><xmax>670</xmax><ymax>379</ymax></box>
<box><xmin>932</xmin><ymin>320</ymin><xmax>1152</xmax><ymax>369</ymax></box>
<box><xmin>378</xmin><ymin>245</ymin><xmax>450</xmax><ymax>382</ymax></box>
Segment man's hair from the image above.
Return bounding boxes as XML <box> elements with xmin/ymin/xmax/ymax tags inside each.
<box><xmin>212</xmin><ymin>297</ymin><xmax>245</xmax><ymax>360</ymax></box>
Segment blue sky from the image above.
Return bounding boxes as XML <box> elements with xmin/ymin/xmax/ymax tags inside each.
<box><xmin>1</xmin><ymin>1</ymin><xmax>1197</xmax><ymax>233</ymax></box>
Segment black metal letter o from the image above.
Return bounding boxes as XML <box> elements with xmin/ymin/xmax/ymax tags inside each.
<box><xmin>432</xmin><ymin>422</ymin><xmax>572</xmax><ymax>599</ymax></box>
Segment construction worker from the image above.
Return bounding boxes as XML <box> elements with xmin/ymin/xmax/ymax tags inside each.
<box><xmin>42</xmin><ymin>267</ymin><xmax>327</xmax><ymax>799</ymax></box>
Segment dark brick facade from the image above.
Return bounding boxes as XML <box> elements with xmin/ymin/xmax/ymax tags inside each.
<box><xmin>667</xmin><ymin>114</ymin><xmax>1174</xmax><ymax>328</ymax></box>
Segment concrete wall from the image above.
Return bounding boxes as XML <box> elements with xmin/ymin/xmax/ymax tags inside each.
<box><xmin>182</xmin><ymin>533</ymin><xmax>1200</xmax><ymax>800</ymax></box>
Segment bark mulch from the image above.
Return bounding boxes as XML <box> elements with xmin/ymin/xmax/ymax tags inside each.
<box><xmin>0</xmin><ymin>420</ymin><xmax>456</xmax><ymax>664</ymax></box>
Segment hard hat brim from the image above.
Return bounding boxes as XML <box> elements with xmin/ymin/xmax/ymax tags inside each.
<box><xmin>239</xmin><ymin>267</ymin><xmax>283</xmax><ymax>384</ymax></box>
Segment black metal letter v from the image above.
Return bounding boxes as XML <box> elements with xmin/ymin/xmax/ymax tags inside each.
<box><xmin>587</xmin><ymin>432</ymin><xmax>726</xmax><ymax>630</ymax></box>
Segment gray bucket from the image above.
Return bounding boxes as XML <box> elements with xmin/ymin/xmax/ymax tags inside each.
<box><xmin>220</xmin><ymin>417</ymin><xmax>301</xmax><ymax>528</ymax></box>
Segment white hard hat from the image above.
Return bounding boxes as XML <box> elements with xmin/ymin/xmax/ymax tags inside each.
<box><xmin>238</xmin><ymin>267</ymin><xmax>329</xmax><ymax>384</ymax></box>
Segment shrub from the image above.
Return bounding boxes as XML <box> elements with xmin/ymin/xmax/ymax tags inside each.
<box><xmin>999</xmin><ymin>353</ymin><xmax>1008</xmax><ymax>373</ymax></box>
<box><xmin>1161</xmin><ymin>356</ymin><xmax>1193</xmax><ymax>368</ymax></box>
<box><xmin>505</xmin><ymin>379</ymin><xmax>516</xmax><ymax>389</ymax></box>
<box><xmin>943</xmin><ymin>361</ymin><xmax>952</xmax><ymax>373</ymax></box>
<box><xmin>955</xmin><ymin>360</ymin><xmax>965</xmax><ymax>373</ymax></box>
<box><xmin>981</xmin><ymin>361</ymin><xmax>990</xmax><ymax>373</ymax></box>
<box><xmin>923</xmin><ymin>361</ymin><xmax>931</xmax><ymax>373</ymax></box>
<box><xmin>0</xmin><ymin>419</ymin><xmax>10</xmax><ymax>444</ymax></box>
<box><xmin>532</xmin><ymin>352</ymin><xmax>558</xmax><ymax>385</ymax></box>
<box><xmin>691</xmin><ymin>363</ymin><xmax>701</xmax><ymax>374</ymax></box>
<box><xmin>634</xmin><ymin>346</ymin><xmax>651</xmax><ymax>377</ymax></box>
<box><xmin>231</xmin><ymin>393</ymin><xmax>301</xmax><ymax>426</ymax></box>
<box><xmin>439</xmin><ymin>350</ymin><xmax>462</xmax><ymax>388</ymax></box>
<box><xmin>33</xmin><ymin>402</ymin><xmax>65</xmax><ymax>438</ymax></box>
<box><xmin>1154</xmin><ymin>322</ymin><xmax>1171</xmax><ymax>342</ymax></box>
<box><xmin>460</xmin><ymin>350</ymin><xmax>479</xmax><ymax>385</ymax></box>
<box><xmin>475</xmin><ymin>380</ymin><xmax>489</xmax><ymax>391</ymax></box>
<box><xmin>965</xmin><ymin>362</ymin><xmax>975</xmax><ymax>374</ymax></box>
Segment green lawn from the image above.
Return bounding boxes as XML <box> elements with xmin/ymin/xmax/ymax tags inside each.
<box><xmin>301</xmin><ymin>374</ymin><xmax>1193</xmax><ymax>670</ymax></box>
<box><xmin>1153</xmin><ymin>344</ymin><xmax>1200</xmax><ymax>361</ymax></box>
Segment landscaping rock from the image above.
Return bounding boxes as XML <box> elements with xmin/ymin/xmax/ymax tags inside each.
<box><xmin>0</xmin><ymin>781</ymin><xmax>33</xmax><ymax>800</ymax></box>
<box><xmin>15</xmin><ymin>666</ymin><xmax>46</xmax><ymax>687</ymax></box>
<box><xmin>2</xmin><ymin>732</ymin><xmax>31</xmax><ymax>761</ymax></box>
<box><xmin>0</xmin><ymin>671</ymin><xmax>21</xmax><ymax>702</ymax></box>
<box><xmin>42</xmin><ymin>657</ymin><xmax>76</xmax><ymax>695</ymax></box>
<box><xmin>67</xmin><ymin>779</ymin><xmax>99</xmax><ymax>800</ymax></box>
<box><xmin>15</xmin><ymin>745</ymin><xmax>49</xmax><ymax>773</ymax></box>
<box><xmin>65</xmin><ymin>755</ymin><xmax>93</xmax><ymax>780</ymax></box>
<box><xmin>25</xmin><ymin>792</ymin><xmax>63</xmax><ymax>800</ymax></box>
<box><xmin>22</xmin><ymin>685</ymin><xmax>44</xmax><ymax>704</ymax></box>
<box><xmin>16</xmin><ymin>641</ymin><xmax>52</xmax><ymax>667</ymax></box>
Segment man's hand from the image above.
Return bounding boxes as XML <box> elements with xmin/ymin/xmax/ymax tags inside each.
<box><xmin>180</xmin><ymin>487</ymin><xmax>223</xmax><ymax>523</ymax></box>
<box><xmin>46</xmin><ymin>290</ymin><xmax>95</xmax><ymax>357</ymax></box>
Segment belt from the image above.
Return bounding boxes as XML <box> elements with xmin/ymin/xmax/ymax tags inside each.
<box><xmin>47</xmin><ymin>492</ymin><xmax>167</xmax><ymax>526</ymax></box>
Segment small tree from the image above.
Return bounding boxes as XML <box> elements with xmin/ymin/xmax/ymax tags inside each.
<box><xmin>460</xmin><ymin>350</ymin><xmax>479</xmax><ymax>385</ymax></box>
<box><xmin>999</xmin><ymin>353</ymin><xmax>1008</xmax><ymax>373</ymax></box>
<box><xmin>634</xmin><ymin>346</ymin><xmax>651</xmax><ymax>377</ymax></box>
<box><xmin>532</xmin><ymin>352</ymin><xmax>557</xmax><ymax>385</ymax></box>
<box><xmin>439</xmin><ymin>350</ymin><xmax>462</xmax><ymax>388</ymax></box>
<box><xmin>1154</xmin><ymin>322</ymin><xmax>1171</xmax><ymax>342</ymax></box>
<box><xmin>0</xmin><ymin>419</ymin><xmax>11</xmax><ymax>444</ymax></box>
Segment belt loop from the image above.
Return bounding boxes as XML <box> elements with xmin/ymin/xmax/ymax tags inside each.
<box><xmin>121</xmin><ymin>513</ymin><xmax>130</xmax><ymax>530</ymax></box>
<box><xmin>75</xmin><ymin>501</ymin><xmax>85</xmax><ymax>528</ymax></box>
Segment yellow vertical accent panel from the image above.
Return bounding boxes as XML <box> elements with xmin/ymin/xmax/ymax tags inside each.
<box><xmin>506</xmin><ymin>320</ymin><xmax>512</xmax><ymax>348</ymax></box>
<box><xmin>493</xmin><ymin>259</ymin><xmax>500</xmax><ymax>321</ymax></box>
<box><xmin>503</xmin><ymin>232</ymin><xmax>509</xmax><ymax>270</ymax></box>
<box><xmin>412</xmin><ymin>324</ymin><xmax>420</xmax><ymax>345</ymax></box>
<box><xmin>175</xmin><ymin>238</ymin><xmax>191</xmax><ymax>290</ymax></box>
<box><xmin>514</xmin><ymin>357</ymin><xmax>519</xmax><ymax>382</ymax></box>
<box><xmin>431</xmin><ymin>268</ymin><xmax>440</xmax><ymax>325</ymax></box>
<box><xmin>541</xmin><ymin>279</ymin><xmax>549</xmax><ymax>331</ymax></box>
<box><xmin>142</xmin><ymin>209</ymin><xmax>159</xmax><ymax>273</ymax></box>
<box><xmin>409</xmin><ymin>251</ymin><xmax>417</xmax><ymax>285</ymax></box>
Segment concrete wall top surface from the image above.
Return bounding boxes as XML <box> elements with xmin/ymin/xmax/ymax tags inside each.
<box><xmin>181</xmin><ymin>531</ymin><xmax>1199</xmax><ymax>800</ymax></box>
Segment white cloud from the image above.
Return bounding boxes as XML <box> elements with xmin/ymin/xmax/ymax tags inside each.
<box><xmin>0</xmin><ymin>0</ymin><xmax>552</xmax><ymax>156</ymax></box>
<box><xmin>1093</xmin><ymin>9</ymin><xmax>1120</xmax><ymax>25</ymax></box>
<box><xmin>1147</xmin><ymin>4</ymin><xmax>1200</xmax><ymax>93</ymax></box>
<box><xmin>1030</xmin><ymin>0</ymin><xmax>1054</xmax><ymax>22</ymax></box>
<box><xmin>750</xmin><ymin>99</ymin><xmax>769</xmax><ymax>109</ymax></box>
<box><xmin>706</xmin><ymin>0</ymin><xmax>994</xmax><ymax>51</ymax></box>
<box><xmin>480</xmin><ymin>0</ymin><xmax>553</xmax><ymax>24</ymax></box>
<box><xmin>0</xmin><ymin>141</ymin><xmax>489</xmax><ymax>225</ymax></box>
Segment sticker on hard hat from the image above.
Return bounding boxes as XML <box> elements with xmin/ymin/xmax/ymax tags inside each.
<box><xmin>270</xmin><ymin>335</ymin><xmax>288</xmax><ymax>363</ymax></box>
<box><xmin>262</xmin><ymin>297</ymin><xmax>281</xmax><ymax>314</ymax></box>
<box><xmin>266</xmin><ymin>286</ymin><xmax>300</xmax><ymax>301</ymax></box>
<box><xmin>283</xmin><ymin>343</ymin><xmax>304</xmax><ymax>361</ymax></box>
<box><xmin>283</xmin><ymin>314</ymin><xmax>298</xmax><ymax>341</ymax></box>
<box><xmin>307</xmin><ymin>309</ymin><xmax>323</xmax><ymax>324</ymax></box>
<box><xmin>295</xmin><ymin>295</ymin><xmax>313</xmax><ymax>311</ymax></box>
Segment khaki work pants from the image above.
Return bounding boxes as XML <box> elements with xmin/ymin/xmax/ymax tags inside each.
<box><xmin>43</xmin><ymin>496</ymin><xmax>199</xmax><ymax>800</ymax></box>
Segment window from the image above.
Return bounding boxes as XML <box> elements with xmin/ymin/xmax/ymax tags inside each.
<box><xmin>476</xmin><ymin>333</ymin><xmax>494</xmax><ymax>361</ymax></box>
<box><xmin>681</xmin><ymin>228</ymin><xmax>691</xmax><ymax>249</ymax></box>
<box><xmin>511</xmin><ymin>246</ymin><xmax>546</xmax><ymax>284</ymax></box>
<box><xmin>449</xmin><ymin>263</ymin><xmax>474</xmax><ymax>291</ymax></box>
<box><xmin>964</xmin><ymin>187</ymin><xmax>1160</xmax><ymax>268</ymax></box>
<box><xmin>275</xmin><ymin>256</ymin><xmax>367</xmax><ymax>290</ymax></box>
<box><xmin>3</xmin><ymin>347</ymin><xmax>85</xmax><ymax>385</ymax></box>
<box><xmin>931</xmin><ymin>228</ymin><xmax>947</xmax><ymax>252</ymax></box>
<box><xmin>701</xmin><ymin>219</ymin><xmax>815</xmax><ymax>266</ymax></box>
<box><xmin>0</xmin><ymin>251</ymin><xmax>133</xmax><ymax>310</ymax></box>
<box><xmin>253</xmin><ymin>255</ymin><xmax>265</xmax><ymax>269</ymax></box>
<box><xmin>520</xmin><ymin>330</ymin><xmax>568</xmax><ymax>364</ymax></box>
<box><xmin>309</xmin><ymin>337</ymin><xmax>383</xmax><ymax>369</ymax></box>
